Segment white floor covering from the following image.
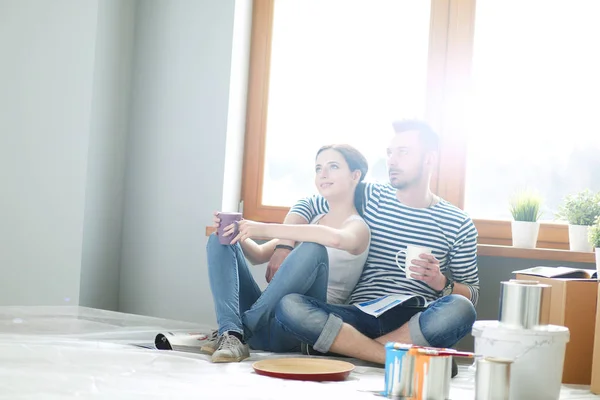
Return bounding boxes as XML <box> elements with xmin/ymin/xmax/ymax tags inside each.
<box><xmin>0</xmin><ymin>306</ymin><xmax>598</xmax><ymax>399</ymax></box>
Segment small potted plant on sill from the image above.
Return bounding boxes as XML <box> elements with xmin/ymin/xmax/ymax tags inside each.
<box><xmin>509</xmin><ymin>191</ymin><xmax>543</xmax><ymax>249</ymax></box>
<box><xmin>556</xmin><ymin>189</ymin><xmax>600</xmax><ymax>252</ymax></box>
<box><xmin>589</xmin><ymin>217</ymin><xmax>600</xmax><ymax>277</ymax></box>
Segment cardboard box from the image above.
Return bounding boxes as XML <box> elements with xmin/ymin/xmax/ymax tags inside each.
<box><xmin>515</xmin><ymin>273</ymin><xmax>598</xmax><ymax>385</ymax></box>
<box><xmin>591</xmin><ymin>284</ymin><xmax>600</xmax><ymax>394</ymax></box>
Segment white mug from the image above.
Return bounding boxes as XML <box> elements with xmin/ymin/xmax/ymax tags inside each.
<box><xmin>395</xmin><ymin>245</ymin><xmax>433</xmax><ymax>280</ymax></box>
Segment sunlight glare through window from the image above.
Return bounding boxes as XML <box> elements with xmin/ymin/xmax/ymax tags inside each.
<box><xmin>262</xmin><ymin>0</ymin><xmax>431</xmax><ymax>206</ymax></box>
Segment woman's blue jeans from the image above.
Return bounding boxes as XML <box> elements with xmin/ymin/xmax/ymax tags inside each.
<box><xmin>206</xmin><ymin>234</ymin><xmax>329</xmax><ymax>352</ymax></box>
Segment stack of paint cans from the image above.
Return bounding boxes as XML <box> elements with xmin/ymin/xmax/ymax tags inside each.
<box><xmin>384</xmin><ymin>343</ymin><xmax>473</xmax><ymax>399</ymax></box>
<box><xmin>383</xmin><ymin>280</ymin><xmax>569</xmax><ymax>399</ymax></box>
<box><xmin>472</xmin><ymin>279</ymin><xmax>570</xmax><ymax>399</ymax></box>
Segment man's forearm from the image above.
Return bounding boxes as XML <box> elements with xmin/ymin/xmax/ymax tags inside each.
<box><xmin>452</xmin><ymin>282</ymin><xmax>473</xmax><ymax>300</ymax></box>
<box><xmin>451</xmin><ymin>281</ymin><xmax>479</xmax><ymax>306</ymax></box>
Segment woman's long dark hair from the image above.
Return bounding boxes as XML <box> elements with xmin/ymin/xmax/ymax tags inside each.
<box><xmin>316</xmin><ymin>144</ymin><xmax>369</xmax><ymax>217</ymax></box>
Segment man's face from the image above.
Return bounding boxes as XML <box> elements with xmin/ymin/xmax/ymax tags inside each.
<box><xmin>386</xmin><ymin>130</ymin><xmax>428</xmax><ymax>189</ymax></box>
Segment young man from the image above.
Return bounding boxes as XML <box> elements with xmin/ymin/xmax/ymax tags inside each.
<box><xmin>270</xmin><ymin>120</ymin><xmax>479</xmax><ymax>373</ymax></box>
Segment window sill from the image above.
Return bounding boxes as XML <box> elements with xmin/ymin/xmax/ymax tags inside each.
<box><xmin>477</xmin><ymin>244</ymin><xmax>596</xmax><ymax>263</ymax></box>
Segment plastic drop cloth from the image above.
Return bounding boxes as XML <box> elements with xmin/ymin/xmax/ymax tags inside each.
<box><xmin>0</xmin><ymin>306</ymin><xmax>597</xmax><ymax>399</ymax></box>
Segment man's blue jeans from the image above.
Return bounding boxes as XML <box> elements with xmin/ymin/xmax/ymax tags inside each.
<box><xmin>272</xmin><ymin>252</ymin><xmax>477</xmax><ymax>353</ymax></box>
<box><xmin>206</xmin><ymin>234</ymin><xmax>329</xmax><ymax>352</ymax></box>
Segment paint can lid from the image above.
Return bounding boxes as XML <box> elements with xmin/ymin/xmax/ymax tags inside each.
<box><xmin>385</xmin><ymin>342</ymin><xmax>412</xmax><ymax>350</ymax></box>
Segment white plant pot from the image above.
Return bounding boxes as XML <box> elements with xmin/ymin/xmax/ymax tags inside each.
<box><xmin>568</xmin><ymin>224</ymin><xmax>592</xmax><ymax>252</ymax></box>
<box><xmin>511</xmin><ymin>221</ymin><xmax>540</xmax><ymax>249</ymax></box>
<box><xmin>596</xmin><ymin>248</ymin><xmax>600</xmax><ymax>279</ymax></box>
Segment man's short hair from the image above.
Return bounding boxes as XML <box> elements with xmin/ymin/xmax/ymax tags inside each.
<box><xmin>391</xmin><ymin>119</ymin><xmax>439</xmax><ymax>152</ymax></box>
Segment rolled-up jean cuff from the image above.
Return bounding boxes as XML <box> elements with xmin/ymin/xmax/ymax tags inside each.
<box><xmin>408</xmin><ymin>311</ymin><xmax>431</xmax><ymax>347</ymax></box>
<box><xmin>313</xmin><ymin>313</ymin><xmax>344</xmax><ymax>353</ymax></box>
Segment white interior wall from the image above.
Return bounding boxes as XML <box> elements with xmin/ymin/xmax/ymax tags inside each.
<box><xmin>0</xmin><ymin>0</ymin><xmax>98</xmax><ymax>306</ymax></box>
<box><xmin>80</xmin><ymin>0</ymin><xmax>136</xmax><ymax>311</ymax></box>
<box><xmin>0</xmin><ymin>0</ymin><xmax>257</xmax><ymax>320</ymax></box>
<box><xmin>119</xmin><ymin>0</ymin><xmax>253</xmax><ymax>324</ymax></box>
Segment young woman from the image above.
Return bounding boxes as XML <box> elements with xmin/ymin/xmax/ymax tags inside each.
<box><xmin>204</xmin><ymin>144</ymin><xmax>370</xmax><ymax>363</ymax></box>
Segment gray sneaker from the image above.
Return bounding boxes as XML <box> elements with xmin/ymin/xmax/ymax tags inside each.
<box><xmin>200</xmin><ymin>330</ymin><xmax>220</xmax><ymax>355</ymax></box>
<box><xmin>211</xmin><ymin>332</ymin><xmax>250</xmax><ymax>363</ymax></box>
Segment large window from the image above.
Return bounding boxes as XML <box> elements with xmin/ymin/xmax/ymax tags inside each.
<box><xmin>241</xmin><ymin>0</ymin><xmax>599</xmax><ymax>254</ymax></box>
<box><xmin>465</xmin><ymin>0</ymin><xmax>600</xmax><ymax>221</ymax></box>
<box><xmin>242</xmin><ymin>0</ymin><xmax>471</xmax><ymax>223</ymax></box>
<box><xmin>262</xmin><ymin>0</ymin><xmax>431</xmax><ymax>206</ymax></box>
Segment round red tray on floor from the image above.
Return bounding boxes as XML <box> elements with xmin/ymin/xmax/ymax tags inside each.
<box><xmin>252</xmin><ymin>358</ymin><xmax>355</xmax><ymax>382</ymax></box>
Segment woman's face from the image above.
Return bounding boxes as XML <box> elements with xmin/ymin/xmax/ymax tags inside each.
<box><xmin>314</xmin><ymin>149</ymin><xmax>360</xmax><ymax>200</ymax></box>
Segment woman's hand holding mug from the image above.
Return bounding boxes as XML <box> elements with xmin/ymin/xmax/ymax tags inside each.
<box><xmin>215</xmin><ymin>211</ymin><xmax>242</xmax><ymax>245</ymax></box>
<box><xmin>224</xmin><ymin>219</ymin><xmax>268</xmax><ymax>245</ymax></box>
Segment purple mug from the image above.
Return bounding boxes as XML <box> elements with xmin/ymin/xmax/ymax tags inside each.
<box><xmin>217</xmin><ymin>212</ymin><xmax>242</xmax><ymax>245</ymax></box>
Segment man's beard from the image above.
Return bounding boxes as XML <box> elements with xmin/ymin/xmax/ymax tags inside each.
<box><xmin>389</xmin><ymin>167</ymin><xmax>424</xmax><ymax>190</ymax></box>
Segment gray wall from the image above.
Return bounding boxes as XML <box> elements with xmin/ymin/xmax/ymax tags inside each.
<box><xmin>119</xmin><ymin>0</ymin><xmax>252</xmax><ymax>324</ymax></box>
<box><xmin>0</xmin><ymin>0</ymin><xmax>135</xmax><ymax>309</ymax></box>
<box><xmin>80</xmin><ymin>0</ymin><xmax>136</xmax><ymax>311</ymax></box>
<box><xmin>0</xmin><ymin>0</ymin><xmax>98</xmax><ymax>305</ymax></box>
<box><xmin>0</xmin><ymin>0</ymin><xmax>252</xmax><ymax>319</ymax></box>
<box><xmin>456</xmin><ymin>256</ymin><xmax>595</xmax><ymax>352</ymax></box>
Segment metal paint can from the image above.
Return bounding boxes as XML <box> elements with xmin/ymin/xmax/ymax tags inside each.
<box><xmin>384</xmin><ymin>344</ymin><xmax>472</xmax><ymax>399</ymax></box>
<box><xmin>410</xmin><ymin>347</ymin><xmax>451</xmax><ymax>400</ymax></box>
<box><xmin>384</xmin><ymin>342</ymin><xmax>415</xmax><ymax>398</ymax></box>
<box><xmin>475</xmin><ymin>357</ymin><xmax>512</xmax><ymax>400</ymax></box>
<box><xmin>498</xmin><ymin>280</ymin><xmax>551</xmax><ymax>329</ymax></box>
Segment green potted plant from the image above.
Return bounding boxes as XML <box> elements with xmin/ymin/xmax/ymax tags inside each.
<box><xmin>556</xmin><ymin>189</ymin><xmax>600</xmax><ymax>252</ymax></box>
<box><xmin>590</xmin><ymin>217</ymin><xmax>600</xmax><ymax>276</ymax></box>
<box><xmin>509</xmin><ymin>191</ymin><xmax>543</xmax><ymax>249</ymax></box>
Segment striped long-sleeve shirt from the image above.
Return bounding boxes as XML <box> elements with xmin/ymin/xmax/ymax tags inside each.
<box><xmin>289</xmin><ymin>182</ymin><xmax>480</xmax><ymax>306</ymax></box>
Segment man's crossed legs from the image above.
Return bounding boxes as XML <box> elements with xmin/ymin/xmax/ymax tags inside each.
<box><xmin>273</xmin><ymin>292</ymin><xmax>476</xmax><ymax>365</ymax></box>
